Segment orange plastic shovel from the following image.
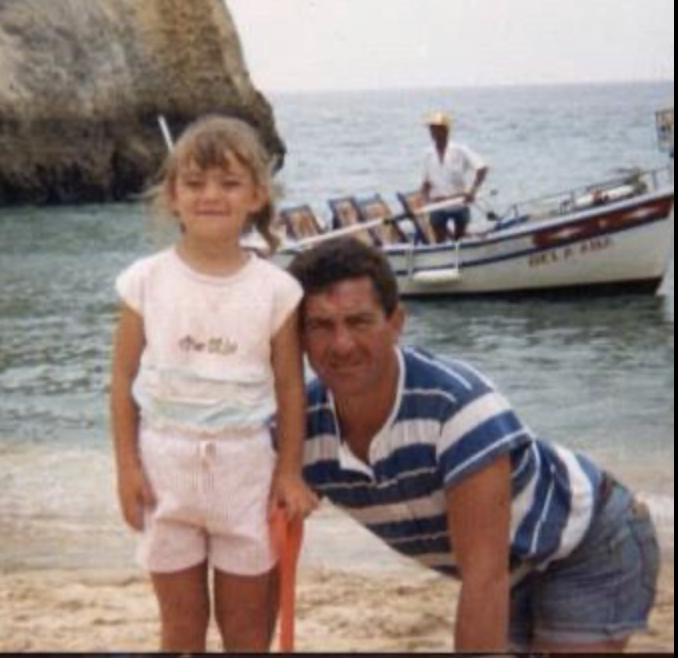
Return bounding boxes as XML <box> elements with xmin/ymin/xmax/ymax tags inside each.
<box><xmin>270</xmin><ymin>508</ymin><xmax>304</xmax><ymax>653</ymax></box>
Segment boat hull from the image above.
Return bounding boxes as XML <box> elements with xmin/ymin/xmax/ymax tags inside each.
<box><xmin>276</xmin><ymin>188</ymin><xmax>674</xmax><ymax>298</ymax></box>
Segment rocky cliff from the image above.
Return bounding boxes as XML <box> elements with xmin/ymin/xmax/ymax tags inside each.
<box><xmin>0</xmin><ymin>0</ymin><xmax>284</xmax><ymax>205</ymax></box>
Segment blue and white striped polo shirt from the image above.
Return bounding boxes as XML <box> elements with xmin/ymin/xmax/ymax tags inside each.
<box><xmin>302</xmin><ymin>347</ymin><xmax>604</xmax><ymax>579</ymax></box>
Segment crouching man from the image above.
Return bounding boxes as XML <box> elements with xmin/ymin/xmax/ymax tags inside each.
<box><xmin>286</xmin><ymin>237</ymin><xmax>659</xmax><ymax>653</ymax></box>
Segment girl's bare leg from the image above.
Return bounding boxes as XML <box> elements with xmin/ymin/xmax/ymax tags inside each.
<box><xmin>214</xmin><ymin>567</ymin><xmax>277</xmax><ymax>652</ymax></box>
<box><xmin>151</xmin><ymin>561</ymin><xmax>210</xmax><ymax>652</ymax></box>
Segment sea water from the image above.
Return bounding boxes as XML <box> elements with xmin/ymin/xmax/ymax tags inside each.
<box><xmin>0</xmin><ymin>81</ymin><xmax>673</xmax><ymax>570</ymax></box>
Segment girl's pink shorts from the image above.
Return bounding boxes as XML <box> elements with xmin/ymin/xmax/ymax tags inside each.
<box><xmin>136</xmin><ymin>425</ymin><xmax>277</xmax><ymax>576</ymax></box>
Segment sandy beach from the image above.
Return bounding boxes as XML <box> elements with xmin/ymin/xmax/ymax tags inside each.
<box><xmin>0</xmin><ymin>560</ymin><xmax>673</xmax><ymax>653</ymax></box>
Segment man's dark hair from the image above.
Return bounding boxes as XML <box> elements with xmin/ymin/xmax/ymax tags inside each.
<box><xmin>288</xmin><ymin>238</ymin><xmax>400</xmax><ymax>316</ymax></box>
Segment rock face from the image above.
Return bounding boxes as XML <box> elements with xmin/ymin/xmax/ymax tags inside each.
<box><xmin>0</xmin><ymin>0</ymin><xmax>284</xmax><ymax>205</ymax></box>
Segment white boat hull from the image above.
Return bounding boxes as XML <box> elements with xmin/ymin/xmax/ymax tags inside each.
<box><xmin>275</xmin><ymin>187</ymin><xmax>674</xmax><ymax>297</ymax></box>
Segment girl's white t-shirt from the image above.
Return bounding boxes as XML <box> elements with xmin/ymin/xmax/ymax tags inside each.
<box><xmin>115</xmin><ymin>248</ymin><xmax>303</xmax><ymax>436</ymax></box>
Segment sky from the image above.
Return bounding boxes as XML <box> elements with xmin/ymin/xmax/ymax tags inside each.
<box><xmin>226</xmin><ymin>0</ymin><xmax>674</xmax><ymax>92</ymax></box>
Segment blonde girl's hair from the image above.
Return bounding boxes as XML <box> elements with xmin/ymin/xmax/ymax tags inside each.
<box><xmin>151</xmin><ymin>115</ymin><xmax>281</xmax><ymax>252</ymax></box>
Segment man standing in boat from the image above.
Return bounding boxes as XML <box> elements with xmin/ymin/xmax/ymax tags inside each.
<box><xmin>285</xmin><ymin>237</ymin><xmax>660</xmax><ymax>654</ymax></box>
<box><xmin>421</xmin><ymin>111</ymin><xmax>489</xmax><ymax>243</ymax></box>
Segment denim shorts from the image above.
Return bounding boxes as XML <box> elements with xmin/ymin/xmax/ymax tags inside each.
<box><xmin>509</xmin><ymin>479</ymin><xmax>660</xmax><ymax>649</ymax></box>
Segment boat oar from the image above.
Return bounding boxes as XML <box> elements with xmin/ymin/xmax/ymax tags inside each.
<box><xmin>289</xmin><ymin>196</ymin><xmax>469</xmax><ymax>249</ymax></box>
<box><xmin>157</xmin><ymin>115</ymin><xmax>174</xmax><ymax>152</ymax></box>
<box><xmin>270</xmin><ymin>508</ymin><xmax>304</xmax><ymax>653</ymax></box>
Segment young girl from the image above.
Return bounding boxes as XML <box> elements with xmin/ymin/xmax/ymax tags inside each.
<box><xmin>110</xmin><ymin>116</ymin><xmax>318</xmax><ymax>652</ymax></box>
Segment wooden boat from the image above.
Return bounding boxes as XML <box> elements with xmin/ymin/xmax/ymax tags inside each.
<box><xmin>273</xmin><ymin>166</ymin><xmax>674</xmax><ymax>297</ymax></box>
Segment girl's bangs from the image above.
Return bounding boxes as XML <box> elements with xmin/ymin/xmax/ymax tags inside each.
<box><xmin>175</xmin><ymin>132</ymin><xmax>249</xmax><ymax>175</ymax></box>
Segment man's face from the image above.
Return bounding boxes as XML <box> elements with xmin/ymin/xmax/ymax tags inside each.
<box><xmin>429</xmin><ymin>124</ymin><xmax>449</xmax><ymax>149</ymax></box>
<box><xmin>302</xmin><ymin>277</ymin><xmax>404</xmax><ymax>400</ymax></box>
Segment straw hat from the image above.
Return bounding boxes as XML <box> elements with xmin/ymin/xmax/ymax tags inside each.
<box><xmin>424</xmin><ymin>111</ymin><xmax>452</xmax><ymax>127</ymax></box>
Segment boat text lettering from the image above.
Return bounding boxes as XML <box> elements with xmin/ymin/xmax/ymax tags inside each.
<box><xmin>529</xmin><ymin>236</ymin><xmax>613</xmax><ymax>268</ymax></box>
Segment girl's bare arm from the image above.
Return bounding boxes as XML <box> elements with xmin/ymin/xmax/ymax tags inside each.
<box><xmin>270</xmin><ymin>309</ymin><xmax>319</xmax><ymax>519</ymax></box>
<box><xmin>110</xmin><ymin>304</ymin><xmax>153</xmax><ymax>530</ymax></box>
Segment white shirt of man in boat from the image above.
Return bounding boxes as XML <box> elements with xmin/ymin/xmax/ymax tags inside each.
<box><xmin>422</xmin><ymin>141</ymin><xmax>487</xmax><ymax>200</ymax></box>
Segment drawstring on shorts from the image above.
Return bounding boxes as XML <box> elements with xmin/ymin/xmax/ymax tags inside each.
<box><xmin>199</xmin><ymin>440</ymin><xmax>217</xmax><ymax>467</ymax></box>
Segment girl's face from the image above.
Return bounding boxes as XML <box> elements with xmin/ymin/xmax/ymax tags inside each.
<box><xmin>170</xmin><ymin>153</ymin><xmax>266</xmax><ymax>244</ymax></box>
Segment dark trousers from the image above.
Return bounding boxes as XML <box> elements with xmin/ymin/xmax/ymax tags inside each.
<box><xmin>429</xmin><ymin>206</ymin><xmax>471</xmax><ymax>242</ymax></box>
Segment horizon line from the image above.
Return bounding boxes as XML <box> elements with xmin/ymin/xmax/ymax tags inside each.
<box><xmin>260</xmin><ymin>77</ymin><xmax>675</xmax><ymax>96</ymax></box>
